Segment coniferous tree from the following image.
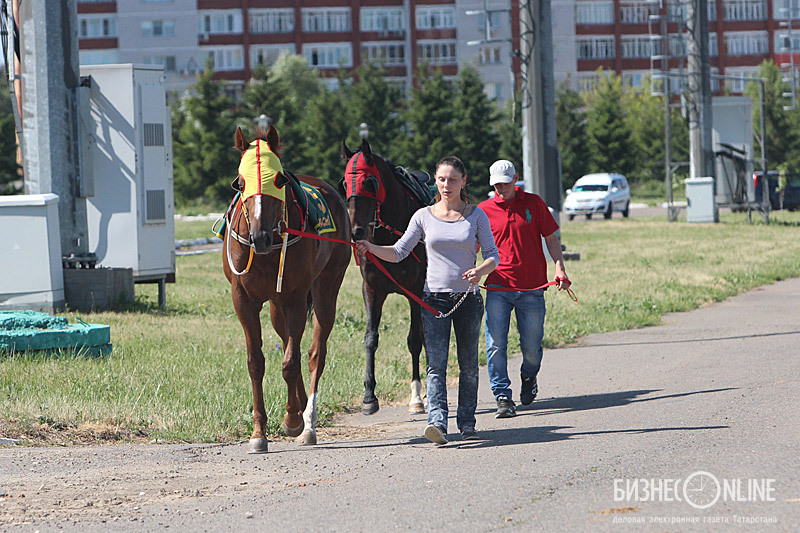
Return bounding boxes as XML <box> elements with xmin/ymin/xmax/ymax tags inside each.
<box><xmin>451</xmin><ymin>65</ymin><xmax>500</xmax><ymax>196</ymax></box>
<box><xmin>399</xmin><ymin>66</ymin><xmax>457</xmax><ymax>175</ymax></box>
<box><xmin>296</xmin><ymin>86</ymin><xmax>352</xmax><ymax>185</ymax></box>
<box><xmin>172</xmin><ymin>57</ymin><xmax>239</xmax><ymax>206</ymax></box>
<box><xmin>624</xmin><ymin>76</ymin><xmax>666</xmax><ymax>185</ymax></box>
<box><xmin>583</xmin><ymin>71</ymin><xmax>635</xmax><ymax>178</ymax></box>
<box><xmin>555</xmin><ymin>80</ymin><xmax>590</xmax><ymax>189</ymax></box>
<box><xmin>342</xmin><ymin>65</ymin><xmax>404</xmax><ymax>162</ymax></box>
<box><xmin>496</xmin><ymin>92</ymin><xmax>522</xmax><ymax>173</ymax></box>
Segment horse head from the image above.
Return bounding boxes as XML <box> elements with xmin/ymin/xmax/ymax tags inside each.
<box><xmin>235</xmin><ymin>126</ymin><xmax>289</xmax><ymax>254</ymax></box>
<box><xmin>342</xmin><ymin>139</ymin><xmax>390</xmax><ymax>242</ymax></box>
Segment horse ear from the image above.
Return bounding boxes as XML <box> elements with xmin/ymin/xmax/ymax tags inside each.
<box><xmin>235</xmin><ymin>127</ymin><xmax>248</xmax><ymax>152</ymax></box>
<box><xmin>341</xmin><ymin>141</ymin><xmax>354</xmax><ymax>160</ymax></box>
<box><xmin>361</xmin><ymin>138</ymin><xmax>373</xmax><ymax>165</ymax></box>
<box><xmin>266</xmin><ymin>125</ymin><xmax>280</xmax><ymax>152</ymax></box>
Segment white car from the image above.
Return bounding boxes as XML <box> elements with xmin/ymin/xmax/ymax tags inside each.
<box><xmin>563</xmin><ymin>173</ymin><xmax>631</xmax><ymax>220</ymax></box>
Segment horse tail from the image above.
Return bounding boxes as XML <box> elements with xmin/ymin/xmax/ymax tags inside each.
<box><xmin>306</xmin><ymin>291</ymin><xmax>314</xmax><ymax>323</ymax></box>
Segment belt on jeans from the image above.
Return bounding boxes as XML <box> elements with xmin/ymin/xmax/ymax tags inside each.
<box><xmin>425</xmin><ymin>291</ymin><xmax>474</xmax><ymax>298</ymax></box>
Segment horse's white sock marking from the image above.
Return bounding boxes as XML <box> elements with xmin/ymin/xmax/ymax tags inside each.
<box><xmin>410</xmin><ymin>380</ymin><xmax>423</xmax><ymax>406</ymax></box>
<box><xmin>303</xmin><ymin>392</ymin><xmax>318</xmax><ymax>431</ymax></box>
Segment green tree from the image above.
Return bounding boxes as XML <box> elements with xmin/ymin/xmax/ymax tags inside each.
<box><xmin>342</xmin><ymin>65</ymin><xmax>404</xmax><ymax>161</ymax></box>
<box><xmin>0</xmin><ymin>80</ymin><xmax>20</xmax><ymax>195</ymax></box>
<box><xmin>398</xmin><ymin>66</ymin><xmax>457</xmax><ymax>175</ymax></box>
<box><xmin>746</xmin><ymin>60</ymin><xmax>800</xmax><ymax>170</ymax></box>
<box><xmin>295</xmin><ymin>86</ymin><xmax>352</xmax><ymax>185</ymax></box>
<box><xmin>555</xmin><ymin>80</ymin><xmax>590</xmax><ymax>189</ymax></box>
<box><xmin>496</xmin><ymin>92</ymin><xmax>522</xmax><ymax>172</ymax></box>
<box><xmin>623</xmin><ymin>76</ymin><xmax>667</xmax><ymax>185</ymax></box>
<box><xmin>172</xmin><ymin>58</ymin><xmax>239</xmax><ymax>206</ymax></box>
<box><xmin>583</xmin><ymin>70</ymin><xmax>635</xmax><ymax>178</ymax></box>
<box><xmin>452</xmin><ymin>65</ymin><xmax>500</xmax><ymax>195</ymax></box>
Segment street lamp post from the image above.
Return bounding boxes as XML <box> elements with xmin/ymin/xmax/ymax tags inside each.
<box><xmin>255</xmin><ymin>114</ymin><xmax>271</xmax><ymax>131</ymax></box>
<box><xmin>359</xmin><ymin>122</ymin><xmax>369</xmax><ymax>139</ymax></box>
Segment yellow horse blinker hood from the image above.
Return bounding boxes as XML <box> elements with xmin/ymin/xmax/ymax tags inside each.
<box><xmin>238</xmin><ymin>139</ymin><xmax>286</xmax><ymax>203</ymax></box>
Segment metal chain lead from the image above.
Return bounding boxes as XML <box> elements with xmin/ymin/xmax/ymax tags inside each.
<box><xmin>436</xmin><ymin>286</ymin><xmax>478</xmax><ymax>319</ymax></box>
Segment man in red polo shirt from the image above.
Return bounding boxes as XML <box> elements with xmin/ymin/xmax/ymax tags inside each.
<box><xmin>478</xmin><ymin>160</ymin><xmax>571</xmax><ymax>418</ymax></box>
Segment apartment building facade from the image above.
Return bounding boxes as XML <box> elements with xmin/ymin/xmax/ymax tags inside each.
<box><xmin>77</xmin><ymin>0</ymin><xmax>798</xmax><ymax>100</ymax></box>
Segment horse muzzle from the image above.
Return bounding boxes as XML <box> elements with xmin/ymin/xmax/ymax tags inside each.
<box><xmin>251</xmin><ymin>230</ymin><xmax>273</xmax><ymax>254</ymax></box>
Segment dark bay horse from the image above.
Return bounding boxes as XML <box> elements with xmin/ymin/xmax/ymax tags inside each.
<box><xmin>341</xmin><ymin>139</ymin><xmax>428</xmax><ymax>415</ymax></box>
<box><xmin>224</xmin><ymin>126</ymin><xmax>351</xmax><ymax>453</ymax></box>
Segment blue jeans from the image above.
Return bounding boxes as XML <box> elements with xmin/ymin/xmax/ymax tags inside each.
<box><xmin>422</xmin><ymin>291</ymin><xmax>483</xmax><ymax>434</ymax></box>
<box><xmin>484</xmin><ymin>287</ymin><xmax>546</xmax><ymax>400</ymax></box>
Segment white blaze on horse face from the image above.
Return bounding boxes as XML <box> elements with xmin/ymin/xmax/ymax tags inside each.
<box><xmin>254</xmin><ymin>194</ymin><xmax>262</xmax><ymax>221</ymax></box>
<box><xmin>303</xmin><ymin>392</ymin><xmax>318</xmax><ymax>429</ymax></box>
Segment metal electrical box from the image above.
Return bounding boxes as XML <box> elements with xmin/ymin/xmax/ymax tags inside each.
<box><xmin>79</xmin><ymin>64</ymin><xmax>175</xmax><ymax>288</ymax></box>
<box><xmin>686</xmin><ymin>177</ymin><xmax>717</xmax><ymax>223</ymax></box>
<box><xmin>0</xmin><ymin>194</ymin><xmax>65</xmax><ymax>312</ymax></box>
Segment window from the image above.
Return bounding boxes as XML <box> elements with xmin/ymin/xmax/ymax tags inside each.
<box><xmin>302</xmin><ymin>43</ymin><xmax>352</xmax><ymax>68</ymax></box>
<box><xmin>141</xmin><ymin>20</ymin><xmax>175</xmax><ymax>38</ymax></box>
<box><xmin>725</xmin><ymin>68</ymin><xmax>759</xmax><ymax>93</ymax></box>
<box><xmin>79</xmin><ymin>15</ymin><xmax>117</xmax><ymax>38</ymax></box>
<box><xmin>577</xmin><ymin>72</ymin><xmax>601</xmax><ymax>91</ymax></box>
<box><xmin>576</xmin><ymin>36</ymin><xmax>615</xmax><ymax>59</ymax></box>
<box><xmin>206</xmin><ymin>46</ymin><xmax>244</xmax><ymax>71</ymax></box>
<box><xmin>622</xmin><ymin>71</ymin><xmax>647</xmax><ymax>88</ymax></box>
<box><xmin>621</xmin><ymin>35</ymin><xmax>655</xmax><ymax>58</ymax></box>
<box><xmin>417</xmin><ymin>41</ymin><xmax>456</xmax><ymax>65</ymax></box>
<box><xmin>416</xmin><ymin>6</ymin><xmax>456</xmax><ymax>29</ymax></box>
<box><xmin>620</xmin><ymin>4</ymin><xmax>658</xmax><ymax>24</ymax></box>
<box><xmin>199</xmin><ymin>11</ymin><xmax>243</xmax><ymax>35</ymax></box>
<box><xmin>251</xmin><ymin>45</ymin><xmax>294</xmax><ymax>68</ymax></box>
<box><xmin>477</xmin><ymin>11</ymin><xmax>503</xmax><ymax>39</ymax></box>
<box><xmin>362</xmin><ymin>42</ymin><xmax>406</xmax><ymax>66</ymax></box>
<box><xmin>668</xmin><ymin>0</ymin><xmax>717</xmax><ymax>21</ymax></box>
<box><xmin>723</xmin><ymin>0</ymin><xmax>767</xmax><ymax>21</ymax></box>
<box><xmin>361</xmin><ymin>7</ymin><xmax>404</xmax><ymax>32</ymax></box>
<box><xmin>484</xmin><ymin>82</ymin><xmax>503</xmax><ymax>100</ymax></box>
<box><xmin>479</xmin><ymin>46</ymin><xmax>502</xmax><ymax>65</ymax></box>
<box><xmin>142</xmin><ymin>55</ymin><xmax>177</xmax><ymax>72</ymax></box>
<box><xmin>725</xmin><ymin>31</ymin><xmax>768</xmax><ymax>56</ymax></box>
<box><xmin>575</xmin><ymin>1</ymin><xmax>614</xmax><ymax>25</ymax></box>
<box><xmin>79</xmin><ymin>50</ymin><xmax>120</xmax><ymax>65</ymax></box>
<box><xmin>250</xmin><ymin>9</ymin><xmax>294</xmax><ymax>34</ymax></box>
<box><xmin>668</xmin><ymin>34</ymin><xmax>718</xmax><ymax>57</ymax></box>
<box><xmin>773</xmin><ymin>0</ymin><xmax>800</xmax><ymax>19</ymax></box>
<box><xmin>302</xmin><ymin>8</ymin><xmax>350</xmax><ymax>33</ymax></box>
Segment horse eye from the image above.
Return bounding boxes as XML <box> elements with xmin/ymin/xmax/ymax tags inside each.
<box><xmin>367</xmin><ymin>176</ymin><xmax>379</xmax><ymax>192</ymax></box>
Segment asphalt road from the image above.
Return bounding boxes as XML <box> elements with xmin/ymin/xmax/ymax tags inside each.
<box><xmin>2</xmin><ymin>279</ymin><xmax>798</xmax><ymax>531</ymax></box>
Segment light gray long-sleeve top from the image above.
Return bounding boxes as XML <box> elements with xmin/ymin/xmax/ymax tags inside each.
<box><xmin>392</xmin><ymin>205</ymin><xmax>499</xmax><ymax>293</ymax></box>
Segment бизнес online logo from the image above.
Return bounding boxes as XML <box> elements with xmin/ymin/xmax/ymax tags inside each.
<box><xmin>614</xmin><ymin>471</ymin><xmax>776</xmax><ymax>510</ymax></box>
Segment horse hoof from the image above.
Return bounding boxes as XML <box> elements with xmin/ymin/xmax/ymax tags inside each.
<box><xmin>362</xmin><ymin>401</ymin><xmax>379</xmax><ymax>415</ymax></box>
<box><xmin>408</xmin><ymin>402</ymin><xmax>425</xmax><ymax>414</ymax></box>
<box><xmin>296</xmin><ymin>429</ymin><xmax>317</xmax><ymax>445</ymax></box>
<box><xmin>247</xmin><ymin>438</ymin><xmax>269</xmax><ymax>454</ymax></box>
<box><xmin>281</xmin><ymin>420</ymin><xmax>305</xmax><ymax>438</ymax></box>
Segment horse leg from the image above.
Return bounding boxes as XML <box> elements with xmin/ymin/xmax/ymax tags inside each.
<box><xmin>232</xmin><ymin>291</ymin><xmax>269</xmax><ymax>454</ymax></box>
<box><xmin>362</xmin><ymin>285</ymin><xmax>387</xmax><ymax>415</ymax></box>
<box><xmin>408</xmin><ymin>300</ymin><xmax>425</xmax><ymax>414</ymax></box>
<box><xmin>270</xmin><ymin>298</ymin><xmax>307</xmax><ymax>438</ymax></box>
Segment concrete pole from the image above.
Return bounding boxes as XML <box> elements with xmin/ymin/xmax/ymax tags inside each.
<box><xmin>520</xmin><ymin>0</ymin><xmax>561</xmax><ymax>213</ymax></box>
<box><xmin>685</xmin><ymin>0</ymin><xmax>715</xmax><ymax>183</ymax></box>
<box><xmin>18</xmin><ymin>0</ymin><xmax>86</xmax><ymax>256</ymax></box>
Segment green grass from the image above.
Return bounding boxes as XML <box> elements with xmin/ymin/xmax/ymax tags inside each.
<box><xmin>2</xmin><ymin>210</ymin><xmax>800</xmax><ymax>443</ymax></box>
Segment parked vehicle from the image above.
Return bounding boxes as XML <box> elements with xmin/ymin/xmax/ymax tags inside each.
<box><xmin>563</xmin><ymin>173</ymin><xmax>631</xmax><ymax>220</ymax></box>
<box><xmin>753</xmin><ymin>171</ymin><xmax>800</xmax><ymax>210</ymax></box>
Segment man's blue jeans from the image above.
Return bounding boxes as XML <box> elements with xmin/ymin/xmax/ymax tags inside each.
<box><xmin>484</xmin><ymin>287</ymin><xmax>546</xmax><ymax>400</ymax></box>
<box><xmin>422</xmin><ymin>291</ymin><xmax>483</xmax><ymax>434</ymax></box>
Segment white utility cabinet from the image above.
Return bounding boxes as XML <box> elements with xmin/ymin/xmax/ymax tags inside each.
<box><xmin>80</xmin><ymin>64</ymin><xmax>175</xmax><ymax>288</ymax></box>
<box><xmin>0</xmin><ymin>194</ymin><xmax>65</xmax><ymax>311</ymax></box>
<box><xmin>686</xmin><ymin>177</ymin><xmax>717</xmax><ymax>223</ymax></box>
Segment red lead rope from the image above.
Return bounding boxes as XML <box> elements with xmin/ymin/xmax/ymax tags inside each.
<box><xmin>480</xmin><ymin>277</ymin><xmax>578</xmax><ymax>302</ymax></box>
<box><xmin>280</xmin><ymin>227</ymin><xmax>577</xmax><ymax>315</ymax></box>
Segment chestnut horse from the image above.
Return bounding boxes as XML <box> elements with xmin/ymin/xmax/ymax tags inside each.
<box><xmin>224</xmin><ymin>126</ymin><xmax>351</xmax><ymax>453</ymax></box>
<box><xmin>341</xmin><ymin>139</ymin><xmax>428</xmax><ymax>415</ymax></box>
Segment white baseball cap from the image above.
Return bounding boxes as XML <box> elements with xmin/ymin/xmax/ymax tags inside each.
<box><xmin>489</xmin><ymin>160</ymin><xmax>516</xmax><ymax>186</ymax></box>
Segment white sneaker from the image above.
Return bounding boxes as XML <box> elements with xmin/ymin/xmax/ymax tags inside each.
<box><xmin>424</xmin><ymin>424</ymin><xmax>448</xmax><ymax>445</ymax></box>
